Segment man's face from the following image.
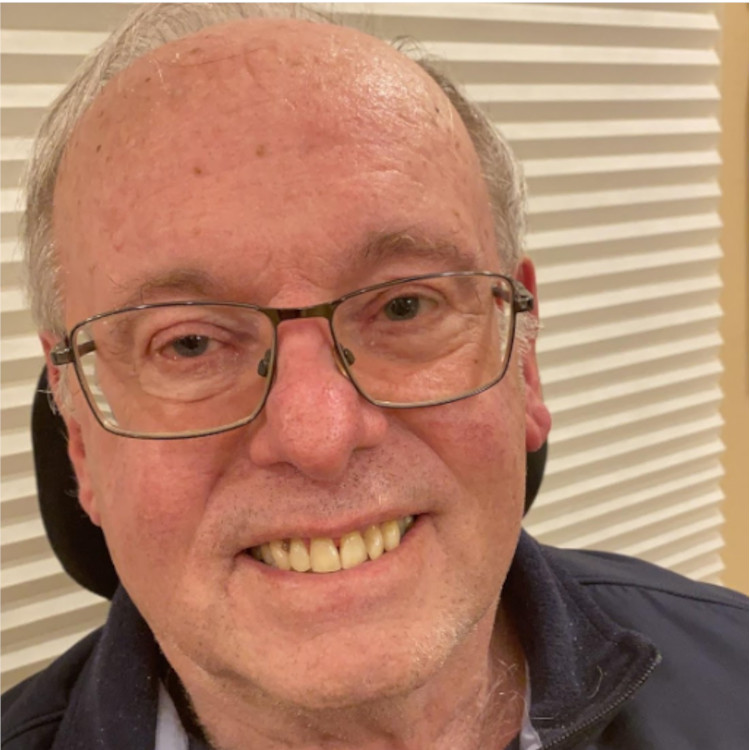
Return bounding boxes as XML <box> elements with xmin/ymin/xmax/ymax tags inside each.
<box><xmin>49</xmin><ymin>20</ymin><xmax>548</xmax><ymax>709</ymax></box>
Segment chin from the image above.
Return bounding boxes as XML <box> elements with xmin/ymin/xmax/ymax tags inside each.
<box><xmin>205</xmin><ymin>607</ymin><xmax>481</xmax><ymax>714</ymax></box>
<box><xmin>247</xmin><ymin>640</ymin><xmax>440</xmax><ymax>712</ymax></box>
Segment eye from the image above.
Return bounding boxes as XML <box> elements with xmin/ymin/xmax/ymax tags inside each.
<box><xmin>169</xmin><ymin>334</ymin><xmax>211</xmax><ymax>358</ymax></box>
<box><xmin>384</xmin><ymin>295</ymin><xmax>421</xmax><ymax>321</ymax></box>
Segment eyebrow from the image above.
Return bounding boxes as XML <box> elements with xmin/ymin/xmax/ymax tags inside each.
<box><xmin>361</xmin><ymin>230</ymin><xmax>482</xmax><ymax>272</ymax></box>
<box><xmin>117</xmin><ymin>268</ymin><xmax>225</xmax><ymax>308</ymax></box>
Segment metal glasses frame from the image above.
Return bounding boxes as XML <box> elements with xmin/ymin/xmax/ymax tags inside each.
<box><xmin>49</xmin><ymin>271</ymin><xmax>534</xmax><ymax>439</ymax></box>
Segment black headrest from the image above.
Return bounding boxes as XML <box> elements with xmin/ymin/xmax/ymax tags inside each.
<box><xmin>32</xmin><ymin>368</ymin><xmax>547</xmax><ymax>600</ymax></box>
<box><xmin>32</xmin><ymin>368</ymin><xmax>119</xmax><ymax>599</ymax></box>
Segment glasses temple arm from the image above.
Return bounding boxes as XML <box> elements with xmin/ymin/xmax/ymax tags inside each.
<box><xmin>512</xmin><ymin>280</ymin><xmax>534</xmax><ymax>314</ymax></box>
<box><xmin>50</xmin><ymin>339</ymin><xmax>97</xmax><ymax>366</ymax></box>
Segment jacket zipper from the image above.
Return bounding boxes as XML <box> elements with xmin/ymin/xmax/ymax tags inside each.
<box><xmin>540</xmin><ymin>653</ymin><xmax>661</xmax><ymax>750</ymax></box>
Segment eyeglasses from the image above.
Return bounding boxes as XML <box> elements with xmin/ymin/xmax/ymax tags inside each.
<box><xmin>50</xmin><ymin>271</ymin><xmax>533</xmax><ymax>439</ymax></box>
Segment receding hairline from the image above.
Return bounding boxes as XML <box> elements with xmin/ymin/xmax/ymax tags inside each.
<box><xmin>73</xmin><ymin>15</ymin><xmax>447</xmax><ymax>127</ymax></box>
<box><xmin>56</xmin><ymin>14</ymin><xmax>474</xmax><ymax>205</ymax></box>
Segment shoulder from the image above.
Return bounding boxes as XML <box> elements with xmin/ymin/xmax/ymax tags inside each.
<box><xmin>535</xmin><ymin>541</ymin><xmax>747</xmax><ymax>670</ymax></box>
<box><xmin>545</xmin><ymin>545</ymin><xmax>747</xmax><ymax>700</ymax></box>
<box><xmin>543</xmin><ymin>544</ymin><xmax>747</xmax><ymax>642</ymax></box>
<box><xmin>544</xmin><ymin>544</ymin><xmax>747</xmax><ymax>612</ymax></box>
<box><xmin>543</xmin><ymin>545</ymin><xmax>748</xmax><ymax>746</ymax></box>
<box><xmin>1</xmin><ymin>629</ymin><xmax>101</xmax><ymax>750</ymax></box>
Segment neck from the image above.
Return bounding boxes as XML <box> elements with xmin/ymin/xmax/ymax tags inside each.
<box><xmin>166</xmin><ymin>603</ymin><xmax>526</xmax><ymax>750</ymax></box>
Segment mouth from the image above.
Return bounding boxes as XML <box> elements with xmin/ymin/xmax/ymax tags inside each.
<box><xmin>246</xmin><ymin>515</ymin><xmax>416</xmax><ymax>573</ymax></box>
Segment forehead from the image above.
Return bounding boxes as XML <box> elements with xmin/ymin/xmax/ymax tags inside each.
<box><xmin>53</xmin><ymin>19</ymin><xmax>495</xmax><ymax>316</ymax></box>
<box><xmin>72</xmin><ymin>20</ymin><xmax>454</xmax><ymax>151</ymax></box>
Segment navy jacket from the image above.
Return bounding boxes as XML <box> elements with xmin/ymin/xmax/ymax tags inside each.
<box><xmin>3</xmin><ymin>532</ymin><xmax>747</xmax><ymax>749</ymax></box>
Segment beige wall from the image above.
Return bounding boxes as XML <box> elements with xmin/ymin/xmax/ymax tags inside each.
<box><xmin>718</xmin><ymin>3</ymin><xmax>748</xmax><ymax>595</ymax></box>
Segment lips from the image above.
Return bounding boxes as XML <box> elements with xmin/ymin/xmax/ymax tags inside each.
<box><xmin>247</xmin><ymin>515</ymin><xmax>416</xmax><ymax>573</ymax></box>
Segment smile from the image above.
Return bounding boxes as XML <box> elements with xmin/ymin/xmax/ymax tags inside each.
<box><xmin>248</xmin><ymin>516</ymin><xmax>416</xmax><ymax>573</ymax></box>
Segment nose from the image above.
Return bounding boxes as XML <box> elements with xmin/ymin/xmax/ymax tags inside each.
<box><xmin>247</xmin><ymin>320</ymin><xmax>388</xmax><ymax>481</ymax></box>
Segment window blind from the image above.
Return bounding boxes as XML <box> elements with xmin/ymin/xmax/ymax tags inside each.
<box><xmin>0</xmin><ymin>2</ymin><xmax>726</xmax><ymax>691</ymax></box>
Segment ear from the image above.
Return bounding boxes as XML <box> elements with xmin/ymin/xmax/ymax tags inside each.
<box><xmin>39</xmin><ymin>332</ymin><xmax>101</xmax><ymax>526</ymax></box>
<box><xmin>515</xmin><ymin>258</ymin><xmax>551</xmax><ymax>453</ymax></box>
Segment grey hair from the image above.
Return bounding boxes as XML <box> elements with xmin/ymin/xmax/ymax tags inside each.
<box><xmin>23</xmin><ymin>3</ymin><xmax>533</xmax><ymax>345</ymax></box>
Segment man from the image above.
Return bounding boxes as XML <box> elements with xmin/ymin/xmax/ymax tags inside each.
<box><xmin>2</xmin><ymin>4</ymin><xmax>746</xmax><ymax>749</ymax></box>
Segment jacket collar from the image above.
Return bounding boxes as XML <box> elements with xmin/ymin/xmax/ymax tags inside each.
<box><xmin>55</xmin><ymin>531</ymin><xmax>659</xmax><ymax>749</ymax></box>
<box><xmin>506</xmin><ymin>532</ymin><xmax>660</xmax><ymax>748</ymax></box>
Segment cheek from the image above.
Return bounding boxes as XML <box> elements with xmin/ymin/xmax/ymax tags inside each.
<box><xmin>410</xmin><ymin>382</ymin><xmax>527</xmax><ymax>489</ymax></box>
<box><xmin>401</xmin><ymin>380</ymin><xmax>528</xmax><ymax>564</ymax></box>
<box><xmin>404</xmin><ymin>388</ymin><xmax>526</xmax><ymax>605</ymax></box>
<box><xmin>82</xmin><ymin>432</ymin><xmax>218</xmax><ymax>573</ymax></box>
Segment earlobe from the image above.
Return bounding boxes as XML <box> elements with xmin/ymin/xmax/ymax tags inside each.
<box><xmin>39</xmin><ymin>333</ymin><xmax>102</xmax><ymax>527</ymax></box>
<box><xmin>525</xmin><ymin>385</ymin><xmax>551</xmax><ymax>453</ymax></box>
<box><xmin>64</xmin><ymin>417</ymin><xmax>101</xmax><ymax>526</ymax></box>
<box><xmin>514</xmin><ymin>259</ymin><xmax>552</xmax><ymax>453</ymax></box>
<box><xmin>522</xmin><ymin>336</ymin><xmax>551</xmax><ymax>453</ymax></box>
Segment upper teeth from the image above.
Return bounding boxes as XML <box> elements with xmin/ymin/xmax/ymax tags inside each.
<box><xmin>250</xmin><ymin>516</ymin><xmax>415</xmax><ymax>573</ymax></box>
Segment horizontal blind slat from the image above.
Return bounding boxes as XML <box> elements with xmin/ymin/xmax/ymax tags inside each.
<box><xmin>0</xmin><ymin>29</ymin><xmax>108</xmax><ymax>54</ymax></box>
<box><xmin>1</xmin><ymin>474</ymin><xmax>38</xmax><ymax>504</ymax></box>
<box><xmin>535</xmin><ymin>440</ymin><xmax>723</xmax><ymax>508</ymax></box>
<box><xmin>542</xmin><ymin>332</ymin><xmax>721</xmax><ymax>384</ymax></box>
<box><xmin>336</xmin><ymin>4</ymin><xmax>719</xmax><ymax>30</ymax></box>
<box><xmin>524</xmin><ymin>153</ymin><xmax>721</xmax><ymax>180</ymax></box>
<box><xmin>543</xmin><ymin>275</ymin><xmax>722</xmax><ymax>318</ymax></box>
<box><xmin>530</xmin><ymin>214</ymin><xmax>722</xmax><ymax>253</ymax></box>
<box><xmin>2</xmin><ymin>627</ymin><xmax>104</xmax><ymax>675</ymax></box>
<box><xmin>529</xmin><ymin>184</ymin><xmax>721</xmax><ymax>213</ymax></box>
<box><xmin>548</xmin><ymin>414</ymin><xmax>722</xmax><ymax>474</ymax></box>
<box><xmin>527</xmin><ymin>465</ymin><xmax>724</xmax><ymax>536</ymax></box>
<box><xmin>0</xmin><ymin>83</ymin><xmax>64</xmax><ymax>108</ymax></box>
<box><xmin>620</xmin><ymin>513</ymin><xmax>725</xmax><ymax>559</ymax></box>
<box><xmin>504</xmin><ymin>117</ymin><xmax>720</xmax><ymax>142</ymax></box>
<box><xmin>547</xmin><ymin>360</ymin><xmax>722</xmax><ymax>415</ymax></box>
<box><xmin>2</xmin><ymin>588</ymin><xmax>104</xmax><ymax>633</ymax></box>
<box><xmin>552</xmin><ymin>387</ymin><xmax>722</xmax><ymax>444</ymax></box>
<box><xmin>541</xmin><ymin>306</ymin><xmax>722</xmax><ymax>355</ymax></box>
<box><xmin>655</xmin><ymin>537</ymin><xmax>724</xmax><ymax>571</ymax></box>
<box><xmin>424</xmin><ymin>41</ymin><xmax>720</xmax><ymax>66</ymax></box>
<box><xmin>566</xmin><ymin>503</ymin><xmax>724</xmax><ymax>552</ymax></box>
<box><xmin>2</xmin><ymin>555</ymin><xmax>66</xmax><ymax>590</ymax></box>
<box><xmin>464</xmin><ymin>83</ymin><xmax>720</xmax><ymax>103</ymax></box>
<box><xmin>536</xmin><ymin>244</ymin><xmax>721</xmax><ymax>283</ymax></box>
